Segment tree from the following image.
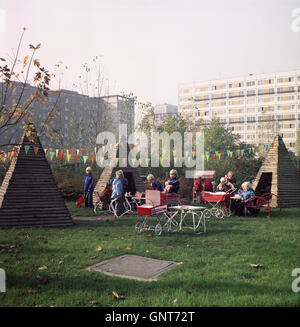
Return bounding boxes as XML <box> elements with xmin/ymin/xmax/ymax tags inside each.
<box><xmin>203</xmin><ymin>117</ymin><xmax>240</xmax><ymax>152</ymax></box>
<box><xmin>0</xmin><ymin>28</ymin><xmax>55</xmax><ymax>147</ymax></box>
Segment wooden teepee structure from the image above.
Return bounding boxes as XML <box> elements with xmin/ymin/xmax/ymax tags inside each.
<box><xmin>0</xmin><ymin>124</ymin><xmax>73</xmax><ymax>227</ymax></box>
<box><xmin>252</xmin><ymin>135</ymin><xmax>300</xmax><ymax>207</ymax></box>
<box><xmin>93</xmin><ymin>141</ymin><xmax>145</xmax><ymax>203</ymax></box>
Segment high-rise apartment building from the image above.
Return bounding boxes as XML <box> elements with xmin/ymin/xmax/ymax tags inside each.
<box><xmin>154</xmin><ymin>103</ymin><xmax>178</xmax><ymax>124</ymax></box>
<box><xmin>0</xmin><ymin>82</ymin><xmax>135</xmax><ymax>149</ymax></box>
<box><xmin>178</xmin><ymin>69</ymin><xmax>300</xmax><ymax>150</ymax></box>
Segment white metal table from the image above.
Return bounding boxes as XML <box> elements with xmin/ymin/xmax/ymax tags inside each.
<box><xmin>168</xmin><ymin>205</ymin><xmax>207</xmax><ymax>234</ymax></box>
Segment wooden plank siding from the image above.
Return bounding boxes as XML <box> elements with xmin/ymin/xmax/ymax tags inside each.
<box><xmin>0</xmin><ymin>125</ymin><xmax>73</xmax><ymax>228</ymax></box>
<box><xmin>252</xmin><ymin>135</ymin><xmax>300</xmax><ymax>208</ymax></box>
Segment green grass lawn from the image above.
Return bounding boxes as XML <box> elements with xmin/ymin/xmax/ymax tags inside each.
<box><xmin>0</xmin><ymin>204</ymin><xmax>300</xmax><ymax>307</ymax></box>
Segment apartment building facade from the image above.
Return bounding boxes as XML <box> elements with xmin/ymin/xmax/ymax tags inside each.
<box><xmin>154</xmin><ymin>103</ymin><xmax>178</xmax><ymax>124</ymax></box>
<box><xmin>0</xmin><ymin>82</ymin><xmax>135</xmax><ymax>149</ymax></box>
<box><xmin>178</xmin><ymin>69</ymin><xmax>300</xmax><ymax>149</ymax></box>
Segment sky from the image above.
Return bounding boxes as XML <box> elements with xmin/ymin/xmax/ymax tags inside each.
<box><xmin>1</xmin><ymin>0</ymin><xmax>300</xmax><ymax>106</ymax></box>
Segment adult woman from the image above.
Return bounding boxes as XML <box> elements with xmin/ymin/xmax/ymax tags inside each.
<box><xmin>111</xmin><ymin>170</ymin><xmax>125</xmax><ymax>216</ymax></box>
<box><xmin>164</xmin><ymin>169</ymin><xmax>180</xmax><ymax>194</ymax></box>
<box><xmin>84</xmin><ymin>167</ymin><xmax>95</xmax><ymax>208</ymax></box>
<box><xmin>235</xmin><ymin>182</ymin><xmax>256</xmax><ymax>216</ymax></box>
<box><xmin>147</xmin><ymin>174</ymin><xmax>164</xmax><ymax>191</ymax></box>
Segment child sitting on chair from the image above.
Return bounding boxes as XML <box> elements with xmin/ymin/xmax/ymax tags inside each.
<box><xmin>147</xmin><ymin>174</ymin><xmax>164</xmax><ymax>191</ymax></box>
<box><xmin>164</xmin><ymin>169</ymin><xmax>180</xmax><ymax>194</ymax></box>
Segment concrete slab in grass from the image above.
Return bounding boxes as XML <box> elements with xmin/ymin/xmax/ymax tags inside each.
<box><xmin>86</xmin><ymin>255</ymin><xmax>177</xmax><ymax>281</ymax></box>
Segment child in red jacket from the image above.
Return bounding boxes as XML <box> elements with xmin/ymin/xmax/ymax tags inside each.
<box><xmin>194</xmin><ymin>176</ymin><xmax>203</xmax><ymax>204</ymax></box>
<box><xmin>100</xmin><ymin>183</ymin><xmax>112</xmax><ymax>210</ymax></box>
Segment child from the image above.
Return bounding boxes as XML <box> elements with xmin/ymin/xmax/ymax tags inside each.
<box><xmin>193</xmin><ymin>175</ymin><xmax>203</xmax><ymax>203</ymax></box>
<box><xmin>147</xmin><ymin>174</ymin><xmax>164</xmax><ymax>191</ymax></box>
<box><xmin>100</xmin><ymin>183</ymin><xmax>112</xmax><ymax>210</ymax></box>
<box><xmin>164</xmin><ymin>169</ymin><xmax>180</xmax><ymax>194</ymax></box>
<box><xmin>203</xmin><ymin>179</ymin><xmax>213</xmax><ymax>192</ymax></box>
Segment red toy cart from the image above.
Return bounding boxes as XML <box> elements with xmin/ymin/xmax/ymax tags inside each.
<box><xmin>136</xmin><ymin>190</ymin><xmax>167</xmax><ymax>235</ymax></box>
<box><xmin>201</xmin><ymin>190</ymin><xmax>234</xmax><ymax>219</ymax></box>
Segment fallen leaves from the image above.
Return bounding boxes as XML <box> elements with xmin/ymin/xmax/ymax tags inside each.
<box><xmin>250</xmin><ymin>264</ymin><xmax>264</xmax><ymax>271</ymax></box>
<box><xmin>38</xmin><ymin>265</ymin><xmax>47</xmax><ymax>271</ymax></box>
<box><xmin>122</xmin><ymin>247</ymin><xmax>131</xmax><ymax>251</ymax></box>
<box><xmin>27</xmin><ymin>289</ymin><xmax>38</xmax><ymax>294</ymax></box>
<box><xmin>89</xmin><ymin>300</ymin><xmax>100</xmax><ymax>305</ymax></box>
<box><xmin>176</xmin><ymin>262</ymin><xmax>183</xmax><ymax>266</ymax></box>
<box><xmin>112</xmin><ymin>291</ymin><xmax>126</xmax><ymax>301</ymax></box>
<box><xmin>96</xmin><ymin>246</ymin><xmax>102</xmax><ymax>252</ymax></box>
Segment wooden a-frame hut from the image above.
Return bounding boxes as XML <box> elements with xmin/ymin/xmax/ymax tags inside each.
<box><xmin>0</xmin><ymin>124</ymin><xmax>73</xmax><ymax>227</ymax></box>
<box><xmin>252</xmin><ymin>135</ymin><xmax>300</xmax><ymax>207</ymax></box>
<box><xmin>93</xmin><ymin>141</ymin><xmax>145</xmax><ymax>204</ymax></box>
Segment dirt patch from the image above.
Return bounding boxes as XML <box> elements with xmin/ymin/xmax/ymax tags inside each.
<box><xmin>72</xmin><ymin>215</ymin><xmax>115</xmax><ymax>224</ymax></box>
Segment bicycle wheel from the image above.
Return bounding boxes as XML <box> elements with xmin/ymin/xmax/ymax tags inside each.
<box><xmin>203</xmin><ymin>209</ymin><xmax>212</xmax><ymax>219</ymax></box>
<box><xmin>154</xmin><ymin>223</ymin><xmax>162</xmax><ymax>236</ymax></box>
<box><xmin>135</xmin><ymin>222</ymin><xmax>143</xmax><ymax>234</ymax></box>
<box><xmin>162</xmin><ymin>220</ymin><xmax>171</xmax><ymax>233</ymax></box>
<box><xmin>215</xmin><ymin>209</ymin><xmax>224</xmax><ymax>219</ymax></box>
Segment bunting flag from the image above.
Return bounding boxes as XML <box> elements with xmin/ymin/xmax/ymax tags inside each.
<box><xmin>33</xmin><ymin>146</ymin><xmax>39</xmax><ymax>155</ymax></box>
<box><xmin>0</xmin><ymin>141</ymin><xmax>275</xmax><ymax>165</ymax></box>
<box><xmin>24</xmin><ymin>145</ymin><xmax>30</xmax><ymax>155</ymax></box>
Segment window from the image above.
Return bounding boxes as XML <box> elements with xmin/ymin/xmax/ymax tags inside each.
<box><xmin>247</xmin><ymin>116</ymin><xmax>256</xmax><ymax>122</ymax></box>
<box><xmin>211</xmin><ymin>93</ymin><xmax>226</xmax><ymax>99</ymax></box>
<box><xmin>258</xmin><ymin>79</ymin><xmax>274</xmax><ymax>85</ymax></box>
<box><xmin>277</xmin><ymin>95</ymin><xmax>295</xmax><ymax>101</ymax></box>
<box><xmin>259</xmin><ymin>106</ymin><xmax>274</xmax><ymax>113</ymax></box>
<box><xmin>257</xmin><ymin>88</ymin><xmax>275</xmax><ymax>95</ymax></box>
<box><xmin>229</xmin><ymin>99</ymin><xmax>244</xmax><ymax>106</ymax></box>
<box><xmin>247</xmin><ymin>98</ymin><xmax>255</xmax><ymax>104</ymax></box>
<box><xmin>65</xmin><ymin>98</ymin><xmax>69</xmax><ymax>104</ymax></box>
<box><xmin>246</xmin><ymin>81</ymin><xmax>255</xmax><ymax>87</ymax></box>
<box><xmin>247</xmin><ymin>125</ymin><xmax>256</xmax><ymax>130</ymax></box>
<box><xmin>228</xmin><ymin>91</ymin><xmax>244</xmax><ymax>98</ymax></box>
<box><xmin>258</xmin><ymin>97</ymin><xmax>274</xmax><ymax>103</ymax></box>
<box><xmin>194</xmin><ymin>95</ymin><xmax>210</xmax><ymax>101</ymax></box>
<box><xmin>195</xmin><ymin>86</ymin><xmax>209</xmax><ymax>92</ymax></box>
<box><xmin>277</xmin><ymin>86</ymin><xmax>295</xmax><ymax>93</ymax></box>
<box><xmin>247</xmin><ymin>90</ymin><xmax>256</xmax><ymax>96</ymax></box>
<box><xmin>277</xmin><ymin>105</ymin><xmax>295</xmax><ymax>111</ymax></box>
<box><xmin>277</xmin><ymin>76</ymin><xmax>294</xmax><ymax>83</ymax></box>
<box><xmin>212</xmin><ymin>84</ymin><xmax>226</xmax><ymax>90</ymax></box>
